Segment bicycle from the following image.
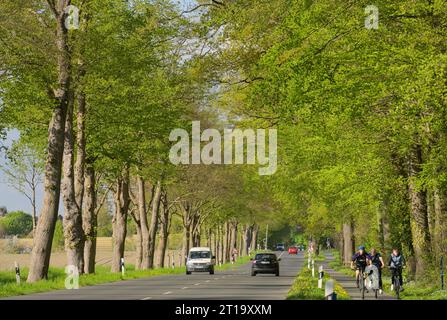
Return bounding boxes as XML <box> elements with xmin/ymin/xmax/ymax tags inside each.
<box><xmin>353</xmin><ymin>266</ymin><xmax>368</xmax><ymax>299</ymax></box>
<box><xmin>390</xmin><ymin>267</ymin><xmax>402</xmax><ymax>300</ymax></box>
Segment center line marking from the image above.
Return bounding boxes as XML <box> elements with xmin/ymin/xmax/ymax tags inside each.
<box><xmin>182</xmin><ymin>287</ymin><xmax>188</xmax><ymax>289</ymax></box>
<box><xmin>194</xmin><ymin>283</ymin><xmax>200</xmax><ymax>286</ymax></box>
<box><xmin>163</xmin><ymin>291</ymin><xmax>172</xmax><ymax>295</ymax></box>
<box><xmin>141</xmin><ymin>297</ymin><xmax>152</xmax><ymax>300</ymax></box>
<box><xmin>205</xmin><ymin>280</ymin><xmax>210</xmax><ymax>282</ymax></box>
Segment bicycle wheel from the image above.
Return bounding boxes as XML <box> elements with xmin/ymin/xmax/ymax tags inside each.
<box><xmin>360</xmin><ymin>272</ymin><xmax>365</xmax><ymax>299</ymax></box>
<box><xmin>394</xmin><ymin>276</ymin><xmax>400</xmax><ymax>300</ymax></box>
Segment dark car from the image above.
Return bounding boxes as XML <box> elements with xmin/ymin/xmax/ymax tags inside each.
<box><xmin>275</xmin><ymin>243</ymin><xmax>285</xmax><ymax>251</ymax></box>
<box><xmin>251</xmin><ymin>253</ymin><xmax>280</xmax><ymax>276</ymax></box>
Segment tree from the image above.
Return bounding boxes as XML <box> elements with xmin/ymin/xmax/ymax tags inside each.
<box><xmin>0</xmin><ymin>143</ymin><xmax>43</xmax><ymax>235</ymax></box>
<box><xmin>0</xmin><ymin>211</ymin><xmax>33</xmax><ymax>237</ymax></box>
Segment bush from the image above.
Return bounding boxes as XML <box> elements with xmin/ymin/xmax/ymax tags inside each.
<box><xmin>0</xmin><ymin>211</ymin><xmax>33</xmax><ymax>237</ymax></box>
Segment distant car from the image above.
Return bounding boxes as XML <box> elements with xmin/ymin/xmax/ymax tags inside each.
<box><xmin>275</xmin><ymin>243</ymin><xmax>285</xmax><ymax>251</ymax></box>
<box><xmin>186</xmin><ymin>247</ymin><xmax>215</xmax><ymax>275</ymax></box>
<box><xmin>288</xmin><ymin>246</ymin><xmax>298</xmax><ymax>254</ymax></box>
<box><xmin>251</xmin><ymin>253</ymin><xmax>280</xmax><ymax>276</ymax></box>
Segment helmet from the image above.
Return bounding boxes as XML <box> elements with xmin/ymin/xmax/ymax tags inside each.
<box><xmin>358</xmin><ymin>246</ymin><xmax>365</xmax><ymax>250</ymax></box>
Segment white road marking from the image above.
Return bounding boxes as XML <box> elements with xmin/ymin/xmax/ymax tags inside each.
<box><xmin>194</xmin><ymin>283</ymin><xmax>200</xmax><ymax>286</ymax></box>
<box><xmin>141</xmin><ymin>297</ymin><xmax>152</xmax><ymax>300</ymax></box>
<box><xmin>205</xmin><ymin>280</ymin><xmax>210</xmax><ymax>283</ymax></box>
<box><xmin>163</xmin><ymin>291</ymin><xmax>172</xmax><ymax>295</ymax></box>
<box><xmin>182</xmin><ymin>287</ymin><xmax>188</xmax><ymax>290</ymax></box>
<box><xmin>214</xmin><ymin>278</ymin><xmax>220</xmax><ymax>280</ymax></box>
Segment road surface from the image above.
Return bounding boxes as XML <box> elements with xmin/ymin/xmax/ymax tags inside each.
<box><xmin>5</xmin><ymin>251</ymin><xmax>304</xmax><ymax>300</ymax></box>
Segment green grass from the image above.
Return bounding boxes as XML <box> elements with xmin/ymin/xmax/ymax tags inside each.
<box><xmin>328</xmin><ymin>250</ymin><xmax>447</xmax><ymax>300</ymax></box>
<box><xmin>0</xmin><ymin>255</ymin><xmax>252</xmax><ymax>298</ymax></box>
<box><xmin>287</xmin><ymin>267</ymin><xmax>350</xmax><ymax>300</ymax></box>
<box><xmin>304</xmin><ymin>252</ymin><xmax>326</xmax><ymax>262</ymax></box>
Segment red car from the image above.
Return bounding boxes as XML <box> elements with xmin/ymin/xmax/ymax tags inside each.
<box><xmin>288</xmin><ymin>246</ymin><xmax>298</xmax><ymax>254</ymax></box>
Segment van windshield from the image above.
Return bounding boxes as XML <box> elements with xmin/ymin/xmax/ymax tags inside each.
<box><xmin>189</xmin><ymin>251</ymin><xmax>211</xmax><ymax>259</ymax></box>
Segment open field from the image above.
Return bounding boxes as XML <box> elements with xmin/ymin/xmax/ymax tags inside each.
<box><xmin>0</xmin><ymin>237</ymin><xmax>183</xmax><ymax>271</ymax></box>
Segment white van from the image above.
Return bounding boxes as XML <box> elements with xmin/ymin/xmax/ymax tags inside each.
<box><xmin>186</xmin><ymin>247</ymin><xmax>215</xmax><ymax>275</ymax></box>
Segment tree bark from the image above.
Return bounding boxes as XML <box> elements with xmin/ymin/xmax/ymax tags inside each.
<box><xmin>250</xmin><ymin>224</ymin><xmax>258</xmax><ymax>252</ymax></box>
<box><xmin>223</xmin><ymin>221</ymin><xmax>229</xmax><ymax>262</ymax></box>
<box><xmin>111</xmin><ymin>169</ymin><xmax>130</xmax><ymax>273</ymax></box>
<box><xmin>156</xmin><ymin>190</ymin><xmax>170</xmax><ymax>268</ymax></box>
<box><xmin>62</xmin><ymin>93</ymin><xmax>85</xmax><ymax>273</ymax></box>
<box><xmin>407</xmin><ymin>143</ymin><xmax>431</xmax><ymax>278</ymax></box>
<box><xmin>148</xmin><ymin>180</ymin><xmax>162</xmax><ymax>268</ymax></box>
<box><xmin>342</xmin><ymin>222</ymin><xmax>353</xmax><ymax>265</ymax></box>
<box><xmin>136</xmin><ymin>177</ymin><xmax>150</xmax><ymax>269</ymax></box>
<box><xmin>27</xmin><ymin>0</ymin><xmax>72</xmax><ymax>283</ymax></box>
<box><xmin>434</xmin><ymin>186</ymin><xmax>447</xmax><ymax>260</ymax></box>
<box><xmin>83</xmin><ymin>164</ymin><xmax>96</xmax><ymax>274</ymax></box>
<box><xmin>74</xmin><ymin>85</ymin><xmax>86</xmax><ymax>208</ymax></box>
<box><xmin>130</xmin><ymin>208</ymin><xmax>142</xmax><ymax>270</ymax></box>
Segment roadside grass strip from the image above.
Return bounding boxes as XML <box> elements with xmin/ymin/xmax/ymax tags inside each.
<box><xmin>287</xmin><ymin>267</ymin><xmax>350</xmax><ymax>300</ymax></box>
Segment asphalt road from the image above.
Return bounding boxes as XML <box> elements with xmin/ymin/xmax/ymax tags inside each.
<box><xmin>5</xmin><ymin>251</ymin><xmax>304</xmax><ymax>300</ymax></box>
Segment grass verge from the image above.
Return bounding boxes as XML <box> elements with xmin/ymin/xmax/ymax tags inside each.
<box><xmin>287</xmin><ymin>267</ymin><xmax>350</xmax><ymax>300</ymax></box>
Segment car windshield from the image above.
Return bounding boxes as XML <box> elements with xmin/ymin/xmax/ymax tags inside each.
<box><xmin>189</xmin><ymin>251</ymin><xmax>211</xmax><ymax>259</ymax></box>
<box><xmin>255</xmin><ymin>254</ymin><xmax>276</xmax><ymax>260</ymax></box>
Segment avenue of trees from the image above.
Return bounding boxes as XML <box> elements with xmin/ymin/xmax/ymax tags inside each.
<box><xmin>1</xmin><ymin>0</ymin><xmax>446</xmax><ymax>285</ymax></box>
<box><xmin>0</xmin><ymin>0</ymin><xmax>278</xmax><ymax>282</ymax></box>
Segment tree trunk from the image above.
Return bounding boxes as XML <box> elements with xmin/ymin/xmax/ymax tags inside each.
<box><xmin>156</xmin><ymin>190</ymin><xmax>170</xmax><ymax>268</ymax></box>
<box><xmin>223</xmin><ymin>221</ymin><xmax>230</xmax><ymax>262</ymax></box>
<box><xmin>74</xmin><ymin>85</ymin><xmax>86</xmax><ymax>208</ymax></box>
<box><xmin>111</xmin><ymin>169</ymin><xmax>130</xmax><ymax>273</ymax></box>
<box><xmin>27</xmin><ymin>1</ymin><xmax>71</xmax><ymax>283</ymax></box>
<box><xmin>130</xmin><ymin>210</ymin><xmax>142</xmax><ymax>270</ymax></box>
<box><xmin>230</xmin><ymin>221</ymin><xmax>238</xmax><ymax>252</ymax></box>
<box><xmin>148</xmin><ymin>180</ymin><xmax>161</xmax><ymax>269</ymax></box>
<box><xmin>182</xmin><ymin>224</ymin><xmax>190</xmax><ymax>266</ymax></box>
<box><xmin>242</xmin><ymin>225</ymin><xmax>252</xmax><ymax>256</ymax></box>
<box><xmin>83</xmin><ymin>164</ymin><xmax>97</xmax><ymax>274</ymax></box>
<box><xmin>434</xmin><ymin>186</ymin><xmax>447</xmax><ymax>260</ymax></box>
<box><xmin>219</xmin><ymin>225</ymin><xmax>224</xmax><ymax>264</ymax></box>
<box><xmin>137</xmin><ymin>177</ymin><xmax>150</xmax><ymax>269</ymax></box>
<box><xmin>250</xmin><ymin>224</ymin><xmax>258</xmax><ymax>252</ymax></box>
<box><xmin>342</xmin><ymin>222</ymin><xmax>353</xmax><ymax>265</ymax></box>
<box><xmin>62</xmin><ymin>94</ymin><xmax>85</xmax><ymax>273</ymax></box>
<box><xmin>407</xmin><ymin>143</ymin><xmax>431</xmax><ymax>278</ymax></box>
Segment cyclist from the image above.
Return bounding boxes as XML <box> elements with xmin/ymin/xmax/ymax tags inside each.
<box><xmin>370</xmin><ymin>248</ymin><xmax>385</xmax><ymax>294</ymax></box>
<box><xmin>388</xmin><ymin>248</ymin><xmax>405</xmax><ymax>292</ymax></box>
<box><xmin>351</xmin><ymin>246</ymin><xmax>371</xmax><ymax>288</ymax></box>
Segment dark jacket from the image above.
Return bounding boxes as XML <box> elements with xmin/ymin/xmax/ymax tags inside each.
<box><xmin>388</xmin><ymin>254</ymin><xmax>405</xmax><ymax>269</ymax></box>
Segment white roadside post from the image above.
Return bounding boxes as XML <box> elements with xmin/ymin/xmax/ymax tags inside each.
<box><xmin>325</xmin><ymin>279</ymin><xmax>336</xmax><ymax>300</ymax></box>
<box><xmin>14</xmin><ymin>261</ymin><xmax>20</xmax><ymax>285</ymax></box>
<box><xmin>121</xmin><ymin>257</ymin><xmax>125</xmax><ymax>277</ymax></box>
<box><xmin>318</xmin><ymin>265</ymin><xmax>324</xmax><ymax>289</ymax></box>
<box><xmin>311</xmin><ymin>259</ymin><xmax>315</xmax><ymax>278</ymax></box>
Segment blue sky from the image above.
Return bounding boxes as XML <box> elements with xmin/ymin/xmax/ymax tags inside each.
<box><xmin>0</xmin><ymin>0</ymin><xmax>197</xmax><ymax>215</ymax></box>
